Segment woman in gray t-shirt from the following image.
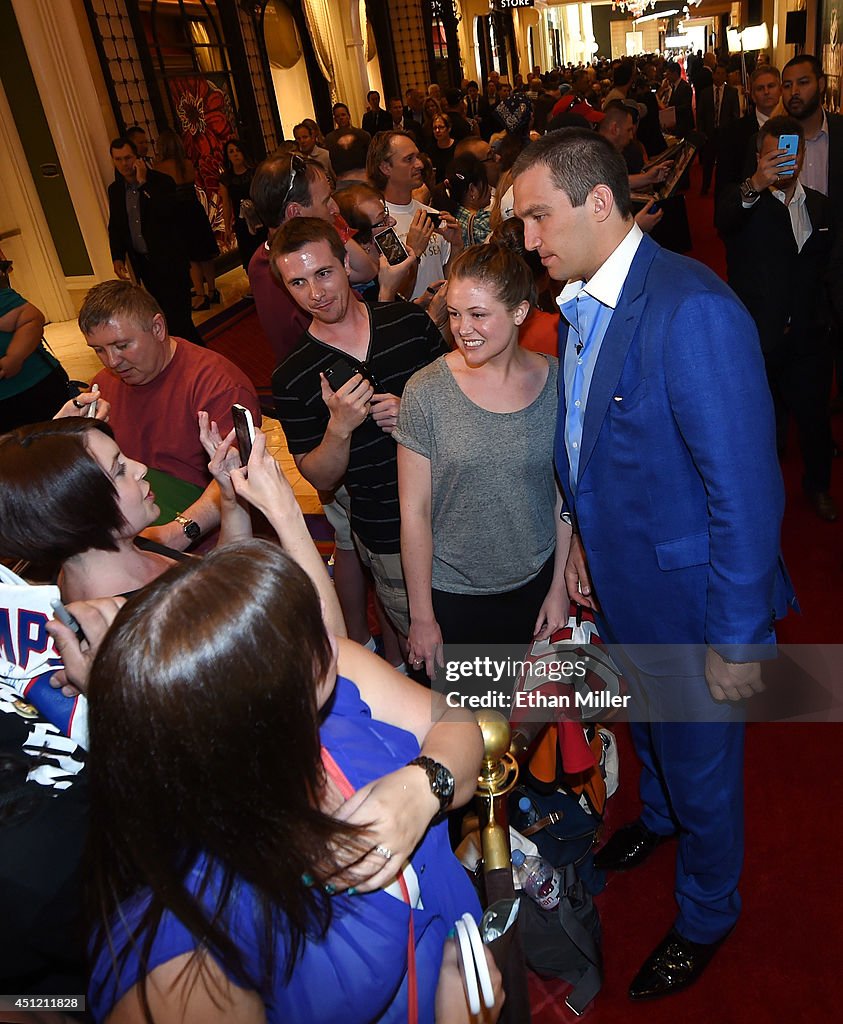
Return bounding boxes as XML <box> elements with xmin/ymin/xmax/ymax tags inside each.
<box><xmin>394</xmin><ymin>244</ymin><xmax>569</xmax><ymax>677</ymax></box>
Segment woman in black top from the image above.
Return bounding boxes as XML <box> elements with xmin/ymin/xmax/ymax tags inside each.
<box><xmin>427</xmin><ymin>114</ymin><xmax>456</xmax><ymax>184</ymax></box>
<box><xmin>220</xmin><ymin>139</ymin><xmax>267</xmax><ymax>273</ymax></box>
<box><xmin>0</xmin><ymin>418</ymin><xmax>343</xmax><ymax>634</ymax></box>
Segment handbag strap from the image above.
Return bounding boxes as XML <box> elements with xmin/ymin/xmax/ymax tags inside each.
<box><xmin>320</xmin><ymin>746</ymin><xmax>418</xmax><ymax>1024</ymax></box>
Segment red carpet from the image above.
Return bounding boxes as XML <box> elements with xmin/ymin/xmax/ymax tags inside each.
<box><xmin>203</xmin><ymin>299</ymin><xmax>277</xmax><ymax>397</ymax></box>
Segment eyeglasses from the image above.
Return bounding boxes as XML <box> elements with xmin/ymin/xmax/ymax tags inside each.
<box><xmin>282</xmin><ymin>153</ymin><xmax>307</xmax><ymax>209</ymax></box>
<box><xmin>371</xmin><ymin>203</ymin><xmax>391</xmax><ymax>229</ymax></box>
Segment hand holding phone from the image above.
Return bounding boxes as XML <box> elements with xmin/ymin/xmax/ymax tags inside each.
<box><xmin>374</xmin><ymin>228</ymin><xmax>410</xmax><ymax>266</ymax></box>
<box><xmin>231</xmin><ymin>403</ymin><xmax>256</xmax><ymax>466</ymax></box>
<box><xmin>777</xmin><ymin>134</ymin><xmax>799</xmax><ymax>177</ymax></box>
<box><xmin>320</xmin><ymin>362</ymin><xmax>374</xmax><ymax>434</ymax></box>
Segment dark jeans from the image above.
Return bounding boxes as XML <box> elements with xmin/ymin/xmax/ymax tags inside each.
<box><xmin>132</xmin><ymin>253</ymin><xmax>203</xmax><ymax>346</ymax></box>
<box><xmin>764</xmin><ymin>327</ymin><xmax>834</xmax><ymax>492</ymax></box>
<box><xmin>432</xmin><ymin>556</ymin><xmax>555</xmax><ymax>647</ymax></box>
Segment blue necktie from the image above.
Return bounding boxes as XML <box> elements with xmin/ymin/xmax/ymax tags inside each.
<box><xmin>561</xmin><ymin>290</ymin><xmax>603</xmax><ymax>484</ymax></box>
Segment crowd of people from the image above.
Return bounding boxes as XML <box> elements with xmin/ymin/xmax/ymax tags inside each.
<box><xmin>1</xmin><ymin>45</ymin><xmax>839</xmax><ymax>1022</ymax></box>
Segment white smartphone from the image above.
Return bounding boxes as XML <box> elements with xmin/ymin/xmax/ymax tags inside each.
<box><xmin>86</xmin><ymin>382</ymin><xmax>99</xmax><ymax>418</ymax></box>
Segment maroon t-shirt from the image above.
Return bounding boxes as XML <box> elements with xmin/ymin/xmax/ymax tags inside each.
<box><xmin>94</xmin><ymin>339</ymin><xmax>260</xmax><ymax>489</ymax></box>
<box><xmin>248</xmin><ymin>243</ymin><xmax>311</xmax><ymax>365</ymax></box>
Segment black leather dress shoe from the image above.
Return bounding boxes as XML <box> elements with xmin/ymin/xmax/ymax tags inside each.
<box><xmin>628</xmin><ymin>927</ymin><xmax>727</xmax><ymax>999</ymax></box>
<box><xmin>593</xmin><ymin>821</ymin><xmax>672</xmax><ymax>872</ymax></box>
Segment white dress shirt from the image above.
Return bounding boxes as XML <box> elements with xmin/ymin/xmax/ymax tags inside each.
<box><xmin>771</xmin><ymin>179</ymin><xmax>813</xmax><ymax>253</ymax></box>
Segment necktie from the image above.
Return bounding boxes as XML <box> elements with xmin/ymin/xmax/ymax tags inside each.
<box><xmin>560</xmin><ymin>290</ymin><xmax>604</xmax><ymax>485</ymax></box>
<box><xmin>715</xmin><ymin>86</ymin><xmax>722</xmax><ymax>128</ymax></box>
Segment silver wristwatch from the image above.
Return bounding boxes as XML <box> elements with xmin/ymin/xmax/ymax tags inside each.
<box><xmin>739</xmin><ymin>177</ymin><xmax>761</xmax><ymax>203</ymax></box>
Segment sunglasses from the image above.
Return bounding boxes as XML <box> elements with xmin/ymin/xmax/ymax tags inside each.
<box><xmin>282</xmin><ymin>153</ymin><xmax>307</xmax><ymax>209</ymax></box>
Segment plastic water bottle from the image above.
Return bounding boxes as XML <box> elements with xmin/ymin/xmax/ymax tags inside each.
<box><xmin>511</xmin><ymin>849</ymin><xmax>561</xmax><ymax>911</ymax></box>
<box><xmin>518</xmin><ymin>796</ymin><xmax>538</xmax><ymax>828</ymax></box>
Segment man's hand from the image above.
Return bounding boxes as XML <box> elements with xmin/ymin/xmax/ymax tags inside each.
<box><xmin>369</xmin><ymin>393</ymin><xmax>400</xmax><ymax>434</ymax></box>
<box><xmin>641</xmin><ymin>161</ymin><xmax>672</xmax><ymax>187</ymax></box>
<box><xmin>113</xmin><ymin>259</ymin><xmax>130</xmax><ymax>280</ymax></box>
<box><xmin>406</xmin><ymin>208</ymin><xmax>434</xmax><ymax>256</ymax></box>
<box><xmin>53</xmin><ymin>390</ymin><xmax>111</xmax><ymax>421</ymax></box>
<box><xmin>705</xmin><ymin>648</ymin><xmax>765</xmax><ymax>702</ymax></box>
<box><xmin>750</xmin><ymin>147</ymin><xmax>796</xmax><ymax>192</ymax></box>
<box><xmin>564</xmin><ymin>533</ymin><xmax>598</xmax><ymax>611</ymax></box>
<box><xmin>634</xmin><ymin>197</ymin><xmax>664</xmax><ymax>234</ymax></box>
<box><xmin>320</xmin><ymin>372</ymin><xmax>373</xmax><ymax>436</ymax></box>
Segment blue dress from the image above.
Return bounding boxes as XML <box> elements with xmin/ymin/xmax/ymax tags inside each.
<box><xmin>88</xmin><ymin>676</ymin><xmax>480</xmax><ymax>1023</ymax></box>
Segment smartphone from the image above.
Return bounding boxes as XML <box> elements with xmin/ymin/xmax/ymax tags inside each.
<box><xmin>324</xmin><ymin>357</ymin><xmax>381</xmax><ymax>393</ymax></box>
<box><xmin>778</xmin><ymin>134</ymin><xmax>799</xmax><ymax>176</ymax></box>
<box><xmin>374</xmin><ymin>227</ymin><xmax>409</xmax><ymax>266</ymax></box>
<box><xmin>231</xmin><ymin>403</ymin><xmax>256</xmax><ymax>466</ymax></box>
<box><xmin>86</xmin><ymin>382</ymin><xmax>99</xmax><ymax>418</ymax></box>
<box><xmin>323</xmin><ymin>356</ymin><xmax>360</xmax><ymax>391</ymax></box>
<box><xmin>50</xmin><ymin>598</ymin><xmax>88</xmax><ymax>645</ymax></box>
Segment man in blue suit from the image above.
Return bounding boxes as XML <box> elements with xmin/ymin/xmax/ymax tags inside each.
<box><xmin>513</xmin><ymin>129</ymin><xmax>794</xmax><ymax>1000</ymax></box>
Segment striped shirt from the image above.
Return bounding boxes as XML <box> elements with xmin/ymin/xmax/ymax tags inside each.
<box><xmin>272</xmin><ymin>302</ymin><xmax>446</xmax><ymax>552</ymax></box>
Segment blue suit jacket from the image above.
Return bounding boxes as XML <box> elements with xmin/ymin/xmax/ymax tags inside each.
<box><xmin>557</xmin><ymin>234</ymin><xmax>794</xmax><ymax>670</ymax></box>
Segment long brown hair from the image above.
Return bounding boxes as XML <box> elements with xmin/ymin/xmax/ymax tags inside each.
<box><xmin>87</xmin><ymin>541</ymin><xmax>365</xmax><ymax>1019</ymax></box>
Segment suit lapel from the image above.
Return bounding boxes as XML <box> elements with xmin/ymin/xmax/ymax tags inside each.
<box><xmin>575</xmin><ymin>238</ymin><xmax>657</xmax><ymax>484</ymax></box>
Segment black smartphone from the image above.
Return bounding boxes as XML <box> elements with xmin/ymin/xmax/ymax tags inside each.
<box><xmin>231</xmin><ymin>403</ymin><xmax>256</xmax><ymax>466</ymax></box>
<box><xmin>374</xmin><ymin>227</ymin><xmax>409</xmax><ymax>266</ymax></box>
<box><xmin>324</xmin><ymin>356</ymin><xmax>360</xmax><ymax>391</ymax></box>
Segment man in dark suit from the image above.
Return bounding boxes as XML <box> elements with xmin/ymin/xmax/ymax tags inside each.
<box><xmin>387</xmin><ymin>96</ymin><xmax>419</xmax><ymax>143</ymax></box>
<box><xmin>718</xmin><ymin>117</ymin><xmax>838</xmax><ymax>520</ymax></box>
<box><xmin>361</xmin><ymin>91</ymin><xmax>391</xmax><ymax>136</ymax></box>
<box><xmin>696</xmin><ymin>64</ymin><xmax>741</xmax><ymax>194</ymax></box>
<box><xmin>106</xmin><ymin>136</ymin><xmax>200</xmax><ymax>346</ymax></box>
<box><xmin>715</xmin><ymin>64</ymin><xmax>782</xmax><ymax>195</ymax></box>
<box><xmin>665</xmin><ymin>61</ymin><xmax>694</xmax><ymax>137</ymax></box>
<box><xmin>782</xmin><ymin>54</ymin><xmax>843</xmax><ymax>405</ymax></box>
<box><xmin>440</xmin><ymin>87</ymin><xmax>473</xmax><ymax>142</ymax></box>
<box><xmin>464</xmin><ymin>81</ymin><xmax>480</xmax><ymax>121</ymax></box>
<box><xmin>513</xmin><ymin>128</ymin><xmax>794</xmax><ymax>1001</ymax></box>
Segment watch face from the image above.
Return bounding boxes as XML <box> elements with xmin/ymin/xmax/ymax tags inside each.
<box><xmin>434</xmin><ymin>765</ymin><xmax>455</xmax><ymax>802</ymax></box>
<box><xmin>183</xmin><ymin>520</ymin><xmax>200</xmax><ymax>540</ymax></box>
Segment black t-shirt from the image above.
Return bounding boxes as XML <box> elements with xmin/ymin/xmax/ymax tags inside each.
<box><xmin>272</xmin><ymin>302</ymin><xmax>446</xmax><ymax>553</ymax></box>
<box><xmin>0</xmin><ymin>684</ymin><xmax>88</xmax><ymax>996</ymax></box>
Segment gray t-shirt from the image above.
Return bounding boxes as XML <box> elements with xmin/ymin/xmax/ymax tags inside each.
<box><xmin>394</xmin><ymin>354</ymin><xmax>559</xmax><ymax>595</ymax></box>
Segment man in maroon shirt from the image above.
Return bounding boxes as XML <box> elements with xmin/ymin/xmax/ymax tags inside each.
<box><xmin>79</xmin><ymin>280</ymin><xmax>260</xmax><ymax>547</ymax></box>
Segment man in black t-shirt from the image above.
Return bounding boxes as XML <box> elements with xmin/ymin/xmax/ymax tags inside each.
<box><xmin>270</xmin><ymin>218</ymin><xmax>446</xmax><ymax>643</ymax></box>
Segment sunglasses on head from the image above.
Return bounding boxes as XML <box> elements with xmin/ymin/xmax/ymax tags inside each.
<box><xmin>282</xmin><ymin>152</ymin><xmax>307</xmax><ymax>209</ymax></box>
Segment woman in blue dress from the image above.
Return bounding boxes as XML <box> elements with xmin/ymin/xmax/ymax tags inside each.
<box><xmin>82</xmin><ymin>539</ymin><xmax>495</xmax><ymax>1023</ymax></box>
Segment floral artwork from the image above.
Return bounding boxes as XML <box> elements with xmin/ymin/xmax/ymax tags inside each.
<box><xmin>168</xmin><ymin>74</ymin><xmax>237</xmax><ymax>244</ymax></box>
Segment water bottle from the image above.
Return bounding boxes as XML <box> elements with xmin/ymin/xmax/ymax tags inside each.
<box><xmin>511</xmin><ymin>849</ymin><xmax>561</xmax><ymax>911</ymax></box>
<box><xmin>518</xmin><ymin>795</ymin><xmax>538</xmax><ymax>828</ymax></box>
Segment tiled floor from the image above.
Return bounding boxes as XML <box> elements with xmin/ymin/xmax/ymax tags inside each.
<box><xmin>45</xmin><ymin>265</ymin><xmax>323</xmax><ymax>518</ymax></box>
